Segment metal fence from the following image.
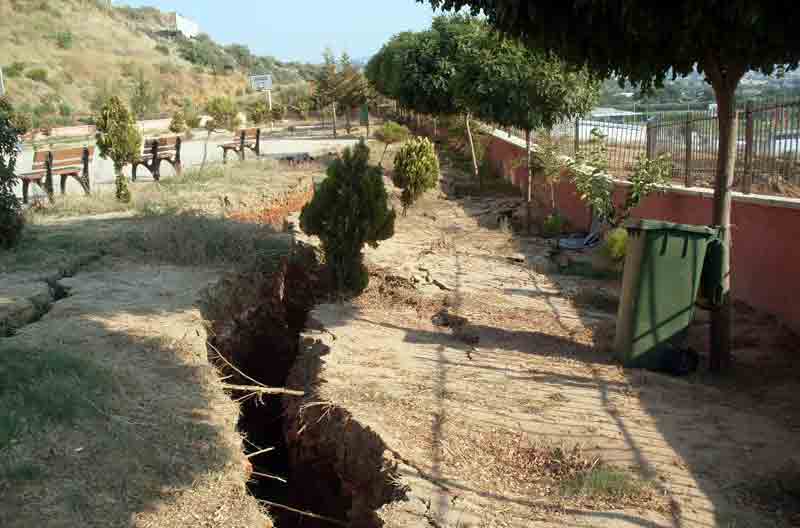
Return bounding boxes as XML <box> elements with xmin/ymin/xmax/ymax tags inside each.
<box><xmin>504</xmin><ymin>99</ymin><xmax>800</xmax><ymax>197</ymax></box>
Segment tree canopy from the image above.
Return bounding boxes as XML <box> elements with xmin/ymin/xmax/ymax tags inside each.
<box><xmin>422</xmin><ymin>1</ymin><xmax>800</xmax><ymax>93</ymax></box>
<box><xmin>420</xmin><ymin>0</ymin><xmax>800</xmax><ymax>370</ymax></box>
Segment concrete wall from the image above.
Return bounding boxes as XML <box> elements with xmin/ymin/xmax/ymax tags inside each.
<box><xmin>486</xmin><ymin>131</ymin><xmax>800</xmax><ymax>333</ymax></box>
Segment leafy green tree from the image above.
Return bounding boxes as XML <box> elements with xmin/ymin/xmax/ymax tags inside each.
<box><xmin>169</xmin><ymin>111</ymin><xmax>186</xmax><ymax>134</ymax></box>
<box><xmin>201</xmin><ymin>96</ymin><xmax>240</xmax><ymax>169</ymax></box>
<box><xmin>367</xmin><ymin>18</ymin><xmax>485</xmax><ymax>177</ymax></box>
<box><xmin>392</xmin><ymin>137</ymin><xmax>440</xmax><ymax>213</ymax></box>
<box><xmin>300</xmin><ymin>140</ymin><xmax>395</xmax><ymax>292</ymax></box>
<box><xmin>0</xmin><ymin>97</ymin><xmax>26</xmax><ymax>249</ymax></box>
<box><xmin>454</xmin><ymin>26</ymin><xmax>599</xmax><ymax>230</ymax></box>
<box><xmin>246</xmin><ymin>99</ymin><xmax>271</xmax><ymax>126</ymax></box>
<box><xmin>422</xmin><ymin>0</ymin><xmax>800</xmax><ymax>369</ymax></box>
<box><xmin>338</xmin><ymin>52</ymin><xmax>370</xmax><ymax>133</ymax></box>
<box><xmin>95</xmin><ymin>96</ymin><xmax>142</xmax><ymax>203</ymax></box>
<box><xmin>314</xmin><ymin>48</ymin><xmax>344</xmax><ymax>136</ymax></box>
<box><xmin>374</xmin><ymin>121</ymin><xmax>411</xmax><ymax>165</ymax></box>
<box><xmin>129</xmin><ymin>69</ymin><xmax>161</xmax><ymax>119</ymax></box>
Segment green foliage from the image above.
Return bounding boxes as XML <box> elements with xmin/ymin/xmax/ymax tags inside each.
<box><xmin>392</xmin><ymin>137</ymin><xmax>440</xmax><ymax>212</ymax></box>
<box><xmin>3</xmin><ymin>62</ymin><xmax>26</xmax><ymax>78</ymax></box>
<box><xmin>570</xmin><ymin>130</ymin><xmax>671</xmax><ymax>226</ymax></box>
<box><xmin>0</xmin><ymin>97</ymin><xmax>25</xmax><ymax>249</ymax></box>
<box><xmin>623</xmin><ymin>154</ymin><xmax>672</xmax><ymax>221</ymax></box>
<box><xmin>52</xmin><ymin>31</ymin><xmax>74</xmax><ymax>50</ymax></box>
<box><xmin>95</xmin><ymin>96</ymin><xmax>141</xmax><ymax>203</ymax></box>
<box><xmin>423</xmin><ymin>1</ymin><xmax>800</xmax><ymax>93</ymax></box>
<box><xmin>58</xmin><ymin>102</ymin><xmax>73</xmax><ymax>121</ymax></box>
<box><xmin>168</xmin><ymin>111</ymin><xmax>186</xmax><ymax>134</ymax></box>
<box><xmin>182</xmin><ymin>99</ymin><xmax>201</xmax><ymax>129</ymax></box>
<box><xmin>129</xmin><ymin>69</ymin><xmax>160</xmax><ymax>119</ymax></box>
<box><xmin>541</xmin><ymin>213</ymin><xmax>565</xmax><ymax>238</ymax></box>
<box><xmin>246</xmin><ymin>99</ymin><xmax>271</xmax><ymax>125</ymax></box>
<box><xmin>300</xmin><ymin>140</ymin><xmax>396</xmax><ymax>292</ymax></box>
<box><xmin>0</xmin><ymin>345</ymin><xmax>113</xmax><ymax>450</ymax></box>
<box><xmin>205</xmin><ymin>97</ymin><xmax>240</xmax><ymax>132</ymax></box>
<box><xmin>25</xmin><ymin>68</ymin><xmax>48</xmax><ymax>83</ymax></box>
<box><xmin>155</xmin><ymin>43</ymin><xmax>170</xmax><ymax>56</ymax></box>
<box><xmin>602</xmin><ymin>227</ymin><xmax>628</xmax><ymax>262</ymax></box>
<box><xmin>178</xmin><ymin>34</ymin><xmax>235</xmax><ymax>74</ymax></box>
<box><xmin>374</xmin><ymin>121</ymin><xmax>411</xmax><ymax>165</ymax></box>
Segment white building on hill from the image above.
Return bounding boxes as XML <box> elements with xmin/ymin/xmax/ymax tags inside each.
<box><xmin>166</xmin><ymin>12</ymin><xmax>200</xmax><ymax>39</ymax></box>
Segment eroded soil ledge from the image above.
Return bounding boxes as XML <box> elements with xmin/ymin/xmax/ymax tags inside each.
<box><xmin>203</xmin><ymin>246</ymin><xmax>406</xmax><ymax>527</ymax></box>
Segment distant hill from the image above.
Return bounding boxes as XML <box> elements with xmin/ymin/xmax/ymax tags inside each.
<box><xmin>1</xmin><ymin>0</ymin><xmax>320</xmax><ymax>128</ymax></box>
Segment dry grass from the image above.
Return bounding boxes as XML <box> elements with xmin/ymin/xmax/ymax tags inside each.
<box><xmin>1</xmin><ymin>0</ymin><xmax>247</xmax><ymax>115</ymax></box>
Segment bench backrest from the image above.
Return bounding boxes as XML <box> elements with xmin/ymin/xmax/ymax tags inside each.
<box><xmin>32</xmin><ymin>146</ymin><xmax>95</xmax><ymax>171</ymax></box>
<box><xmin>142</xmin><ymin>136</ymin><xmax>181</xmax><ymax>156</ymax></box>
<box><xmin>238</xmin><ymin>128</ymin><xmax>260</xmax><ymax>142</ymax></box>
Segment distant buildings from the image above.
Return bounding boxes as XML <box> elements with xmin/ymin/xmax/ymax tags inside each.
<box><xmin>165</xmin><ymin>12</ymin><xmax>200</xmax><ymax>39</ymax></box>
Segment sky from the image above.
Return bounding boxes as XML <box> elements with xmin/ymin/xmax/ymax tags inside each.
<box><xmin>118</xmin><ymin>0</ymin><xmax>439</xmax><ymax>63</ymax></box>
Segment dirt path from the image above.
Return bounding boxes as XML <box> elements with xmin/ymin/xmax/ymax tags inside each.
<box><xmin>290</xmin><ymin>182</ymin><xmax>800</xmax><ymax>527</ymax></box>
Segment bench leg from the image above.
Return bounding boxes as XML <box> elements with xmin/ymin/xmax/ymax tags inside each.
<box><xmin>60</xmin><ymin>174</ymin><xmax>68</xmax><ymax>195</ymax></box>
<box><xmin>153</xmin><ymin>161</ymin><xmax>161</xmax><ymax>182</ymax></box>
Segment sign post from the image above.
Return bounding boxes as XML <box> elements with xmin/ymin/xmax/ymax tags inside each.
<box><xmin>249</xmin><ymin>74</ymin><xmax>273</xmax><ymax>130</ymax></box>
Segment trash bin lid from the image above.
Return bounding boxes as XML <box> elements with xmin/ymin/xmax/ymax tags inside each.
<box><xmin>624</xmin><ymin>219</ymin><xmax>717</xmax><ymax>236</ymax></box>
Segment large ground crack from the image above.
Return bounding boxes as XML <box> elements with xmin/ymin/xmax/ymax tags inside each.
<box><xmin>202</xmin><ymin>246</ymin><xmax>406</xmax><ymax>527</ymax></box>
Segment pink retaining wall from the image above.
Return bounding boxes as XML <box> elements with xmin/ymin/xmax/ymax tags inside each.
<box><xmin>487</xmin><ymin>134</ymin><xmax>800</xmax><ymax>333</ymax></box>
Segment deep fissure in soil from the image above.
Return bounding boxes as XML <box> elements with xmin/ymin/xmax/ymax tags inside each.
<box><xmin>204</xmin><ymin>249</ymin><xmax>402</xmax><ymax>527</ymax></box>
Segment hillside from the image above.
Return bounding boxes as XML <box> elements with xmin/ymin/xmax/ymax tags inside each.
<box><xmin>1</xmin><ymin>0</ymin><xmax>318</xmax><ymax>128</ymax></box>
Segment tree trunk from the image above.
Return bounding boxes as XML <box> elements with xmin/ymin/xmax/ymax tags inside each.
<box><xmin>201</xmin><ymin>130</ymin><xmax>210</xmax><ymax>170</ymax></box>
<box><xmin>345</xmin><ymin>109</ymin><xmax>351</xmax><ymax>134</ymax></box>
<box><xmin>332</xmin><ymin>104</ymin><xmax>337</xmax><ymax>137</ymax></box>
<box><xmin>526</xmin><ymin>129</ymin><xmax>532</xmax><ymax>234</ymax></box>
<box><xmin>709</xmin><ymin>82</ymin><xmax>736</xmax><ymax>372</ymax></box>
<box><xmin>706</xmin><ymin>59</ymin><xmax>744</xmax><ymax>373</ymax></box>
<box><xmin>464</xmin><ymin>113</ymin><xmax>480</xmax><ymax>187</ymax></box>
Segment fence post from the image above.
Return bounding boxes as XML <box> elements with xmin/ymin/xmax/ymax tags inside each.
<box><xmin>684</xmin><ymin>113</ymin><xmax>693</xmax><ymax>187</ymax></box>
<box><xmin>742</xmin><ymin>100</ymin><xmax>754</xmax><ymax>194</ymax></box>
<box><xmin>574</xmin><ymin>117</ymin><xmax>580</xmax><ymax>155</ymax></box>
<box><xmin>646</xmin><ymin>120</ymin><xmax>656</xmax><ymax>159</ymax></box>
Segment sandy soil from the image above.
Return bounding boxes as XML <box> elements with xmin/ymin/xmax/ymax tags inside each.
<box><xmin>291</xmin><ymin>177</ymin><xmax>800</xmax><ymax>528</ymax></box>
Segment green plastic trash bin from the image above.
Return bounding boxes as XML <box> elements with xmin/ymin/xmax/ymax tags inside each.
<box><xmin>614</xmin><ymin>220</ymin><xmax>718</xmax><ymax>369</ymax></box>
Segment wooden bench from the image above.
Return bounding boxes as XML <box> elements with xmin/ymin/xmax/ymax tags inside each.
<box><xmin>132</xmin><ymin>136</ymin><xmax>182</xmax><ymax>182</ymax></box>
<box><xmin>18</xmin><ymin>146</ymin><xmax>94</xmax><ymax>204</ymax></box>
<box><xmin>220</xmin><ymin>128</ymin><xmax>261</xmax><ymax>163</ymax></box>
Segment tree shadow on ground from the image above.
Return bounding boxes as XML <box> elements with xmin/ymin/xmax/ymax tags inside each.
<box><xmin>0</xmin><ymin>212</ymin><xmax>300</xmax><ymax>527</ymax></box>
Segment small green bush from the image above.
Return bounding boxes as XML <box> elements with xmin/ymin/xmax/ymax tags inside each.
<box><xmin>602</xmin><ymin>227</ymin><xmax>628</xmax><ymax>262</ymax></box>
<box><xmin>300</xmin><ymin>140</ymin><xmax>396</xmax><ymax>293</ymax></box>
<box><xmin>541</xmin><ymin>213</ymin><xmax>565</xmax><ymax>238</ymax></box>
<box><xmin>25</xmin><ymin>68</ymin><xmax>48</xmax><ymax>83</ymax></box>
<box><xmin>4</xmin><ymin>62</ymin><xmax>26</xmax><ymax>78</ymax></box>
<box><xmin>246</xmin><ymin>99</ymin><xmax>270</xmax><ymax>125</ymax></box>
<box><xmin>169</xmin><ymin>111</ymin><xmax>186</xmax><ymax>134</ymax></box>
<box><xmin>53</xmin><ymin>31</ymin><xmax>74</xmax><ymax>50</ymax></box>
<box><xmin>392</xmin><ymin>137</ymin><xmax>440</xmax><ymax>213</ymax></box>
<box><xmin>0</xmin><ymin>97</ymin><xmax>25</xmax><ymax>249</ymax></box>
<box><xmin>95</xmin><ymin>96</ymin><xmax>142</xmax><ymax>203</ymax></box>
<box><xmin>155</xmin><ymin>43</ymin><xmax>170</xmax><ymax>55</ymax></box>
<box><xmin>374</xmin><ymin>121</ymin><xmax>410</xmax><ymax>165</ymax></box>
<box><xmin>158</xmin><ymin>61</ymin><xmax>180</xmax><ymax>75</ymax></box>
